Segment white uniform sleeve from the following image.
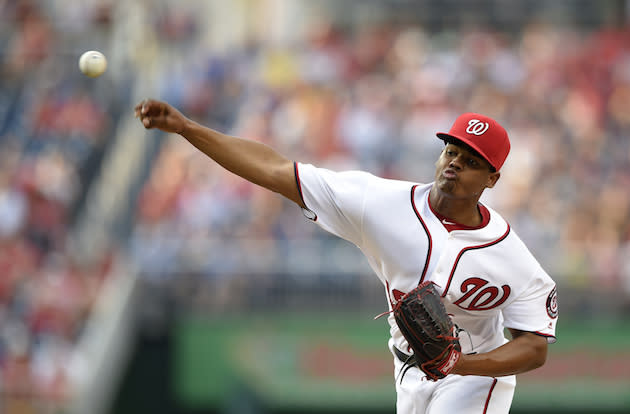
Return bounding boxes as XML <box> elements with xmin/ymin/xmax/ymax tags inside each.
<box><xmin>502</xmin><ymin>266</ymin><xmax>558</xmax><ymax>343</ymax></box>
<box><xmin>295</xmin><ymin>162</ymin><xmax>372</xmax><ymax>247</ymax></box>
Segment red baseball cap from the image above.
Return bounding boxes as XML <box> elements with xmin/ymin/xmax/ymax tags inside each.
<box><xmin>436</xmin><ymin>113</ymin><xmax>510</xmax><ymax>171</ymax></box>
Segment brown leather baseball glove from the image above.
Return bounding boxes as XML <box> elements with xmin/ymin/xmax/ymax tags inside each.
<box><xmin>393</xmin><ymin>281</ymin><xmax>461</xmax><ymax>381</ymax></box>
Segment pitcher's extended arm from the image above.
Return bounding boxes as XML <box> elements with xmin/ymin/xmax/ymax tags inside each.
<box><xmin>135</xmin><ymin>99</ymin><xmax>304</xmax><ymax>207</ymax></box>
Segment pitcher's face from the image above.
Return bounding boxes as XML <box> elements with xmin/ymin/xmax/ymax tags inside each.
<box><xmin>433</xmin><ymin>143</ymin><xmax>500</xmax><ymax>200</ymax></box>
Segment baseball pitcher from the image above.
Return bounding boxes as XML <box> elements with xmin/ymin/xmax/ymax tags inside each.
<box><xmin>135</xmin><ymin>100</ymin><xmax>558</xmax><ymax>414</ymax></box>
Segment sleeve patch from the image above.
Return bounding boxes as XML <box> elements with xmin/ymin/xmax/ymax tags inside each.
<box><xmin>546</xmin><ymin>286</ymin><xmax>558</xmax><ymax>319</ymax></box>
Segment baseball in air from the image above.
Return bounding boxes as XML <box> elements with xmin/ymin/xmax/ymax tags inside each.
<box><xmin>79</xmin><ymin>50</ymin><xmax>107</xmax><ymax>78</ymax></box>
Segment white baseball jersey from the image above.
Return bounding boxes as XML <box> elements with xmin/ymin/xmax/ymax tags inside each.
<box><xmin>295</xmin><ymin>162</ymin><xmax>558</xmax><ymax>412</ymax></box>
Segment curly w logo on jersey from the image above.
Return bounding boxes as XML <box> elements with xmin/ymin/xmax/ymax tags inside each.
<box><xmin>453</xmin><ymin>277</ymin><xmax>511</xmax><ymax>311</ymax></box>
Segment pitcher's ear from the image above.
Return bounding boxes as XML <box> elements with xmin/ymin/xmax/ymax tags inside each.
<box><xmin>486</xmin><ymin>172</ymin><xmax>500</xmax><ymax>188</ymax></box>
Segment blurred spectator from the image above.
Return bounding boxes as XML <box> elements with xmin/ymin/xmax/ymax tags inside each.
<box><xmin>0</xmin><ymin>0</ymin><xmax>118</xmax><ymax>411</ymax></box>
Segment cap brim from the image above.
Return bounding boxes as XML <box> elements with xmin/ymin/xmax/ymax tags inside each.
<box><xmin>436</xmin><ymin>132</ymin><xmax>496</xmax><ymax>170</ymax></box>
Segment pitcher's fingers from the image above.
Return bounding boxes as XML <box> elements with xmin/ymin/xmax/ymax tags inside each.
<box><xmin>134</xmin><ymin>99</ymin><xmax>152</xmax><ymax>115</ymax></box>
<box><xmin>135</xmin><ymin>99</ymin><xmax>149</xmax><ymax>113</ymax></box>
<box><xmin>134</xmin><ymin>105</ymin><xmax>144</xmax><ymax>117</ymax></box>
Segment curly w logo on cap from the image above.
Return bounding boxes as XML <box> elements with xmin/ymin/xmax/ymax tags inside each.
<box><xmin>465</xmin><ymin>119</ymin><xmax>489</xmax><ymax>136</ymax></box>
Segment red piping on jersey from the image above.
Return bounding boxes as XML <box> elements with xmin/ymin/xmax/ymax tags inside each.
<box><xmin>533</xmin><ymin>331</ymin><xmax>556</xmax><ymax>341</ymax></box>
<box><xmin>294</xmin><ymin>162</ymin><xmax>317</xmax><ymax>221</ymax></box>
<box><xmin>483</xmin><ymin>378</ymin><xmax>498</xmax><ymax>413</ymax></box>
<box><xmin>410</xmin><ymin>185</ymin><xmax>433</xmax><ymax>284</ymax></box>
<box><xmin>441</xmin><ymin>226</ymin><xmax>511</xmax><ymax>298</ymax></box>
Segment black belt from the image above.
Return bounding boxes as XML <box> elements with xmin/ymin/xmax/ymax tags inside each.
<box><xmin>393</xmin><ymin>346</ymin><xmax>413</xmax><ymax>363</ymax></box>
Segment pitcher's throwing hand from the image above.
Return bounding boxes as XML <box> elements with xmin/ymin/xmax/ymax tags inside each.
<box><xmin>135</xmin><ymin>99</ymin><xmax>186</xmax><ymax>134</ymax></box>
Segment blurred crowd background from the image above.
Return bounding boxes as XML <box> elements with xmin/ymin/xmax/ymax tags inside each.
<box><xmin>1</xmin><ymin>0</ymin><xmax>630</xmax><ymax>413</ymax></box>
